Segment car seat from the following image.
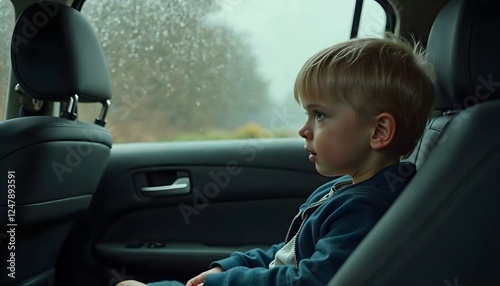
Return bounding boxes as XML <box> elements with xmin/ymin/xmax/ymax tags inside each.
<box><xmin>0</xmin><ymin>2</ymin><xmax>113</xmax><ymax>285</ymax></box>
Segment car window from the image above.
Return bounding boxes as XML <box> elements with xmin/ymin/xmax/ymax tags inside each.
<box><xmin>79</xmin><ymin>0</ymin><xmax>388</xmax><ymax>142</ymax></box>
<box><xmin>0</xmin><ymin>0</ymin><xmax>387</xmax><ymax>140</ymax></box>
<box><xmin>359</xmin><ymin>0</ymin><xmax>388</xmax><ymax>38</ymax></box>
<box><xmin>0</xmin><ymin>1</ymin><xmax>14</xmax><ymax>120</ymax></box>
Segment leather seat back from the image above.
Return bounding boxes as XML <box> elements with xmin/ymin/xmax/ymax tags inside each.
<box><xmin>407</xmin><ymin>0</ymin><xmax>500</xmax><ymax>169</ymax></box>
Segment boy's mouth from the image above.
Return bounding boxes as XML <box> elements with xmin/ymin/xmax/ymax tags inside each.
<box><xmin>308</xmin><ymin>153</ymin><xmax>317</xmax><ymax>161</ymax></box>
<box><xmin>305</xmin><ymin>147</ymin><xmax>317</xmax><ymax>161</ymax></box>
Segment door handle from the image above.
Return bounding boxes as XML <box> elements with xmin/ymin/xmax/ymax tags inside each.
<box><xmin>141</xmin><ymin>177</ymin><xmax>190</xmax><ymax>197</ymax></box>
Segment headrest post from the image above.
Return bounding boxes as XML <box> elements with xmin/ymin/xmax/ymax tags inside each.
<box><xmin>61</xmin><ymin>94</ymin><xmax>78</xmax><ymax>120</ymax></box>
<box><xmin>94</xmin><ymin>99</ymin><xmax>110</xmax><ymax>127</ymax></box>
<box><xmin>14</xmin><ymin>83</ymin><xmax>26</xmax><ymax>96</ymax></box>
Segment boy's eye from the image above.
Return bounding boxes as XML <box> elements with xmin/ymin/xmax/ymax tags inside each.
<box><xmin>315</xmin><ymin>111</ymin><xmax>325</xmax><ymax>120</ymax></box>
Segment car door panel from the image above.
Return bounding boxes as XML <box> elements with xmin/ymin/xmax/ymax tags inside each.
<box><xmin>94</xmin><ymin>198</ymin><xmax>302</xmax><ymax>275</ymax></box>
<box><xmin>59</xmin><ymin>138</ymin><xmax>331</xmax><ymax>285</ymax></box>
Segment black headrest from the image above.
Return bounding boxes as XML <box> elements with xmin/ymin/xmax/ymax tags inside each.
<box><xmin>11</xmin><ymin>2</ymin><xmax>112</xmax><ymax>103</ymax></box>
<box><xmin>427</xmin><ymin>0</ymin><xmax>500</xmax><ymax>110</ymax></box>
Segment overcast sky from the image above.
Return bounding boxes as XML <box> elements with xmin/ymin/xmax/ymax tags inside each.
<box><xmin>210</xmin><ymin>0</ymin><xmax>385</xmax><ymax>103</ymax></box>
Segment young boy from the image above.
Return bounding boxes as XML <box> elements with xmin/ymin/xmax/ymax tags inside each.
<box><xmin>118</xmin><ymin>34</ymin><xmax>435</xmax><ymax>286</ymax></box>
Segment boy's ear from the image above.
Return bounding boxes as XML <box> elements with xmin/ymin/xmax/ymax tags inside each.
<box><xmin>370</xmin><ymin>112</ymin><xmax>396</xmax><ymax>151</ymax></box>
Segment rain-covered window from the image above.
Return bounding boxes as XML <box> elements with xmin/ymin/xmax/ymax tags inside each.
<box><xmin>0</xmin><ymin>1</ymin><xmax>14</xmax><ymax>120</ymax></box>
<box><xmin>80</xmin><ymin>0</ymin><xmax>387</xmax><ymax>142</ymax></box>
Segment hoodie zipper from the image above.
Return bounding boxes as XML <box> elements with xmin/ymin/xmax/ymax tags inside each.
<box><xmin>292</xmin><ymin>193</ymin><xmax>333</xmax><ymax>266</ymax></box>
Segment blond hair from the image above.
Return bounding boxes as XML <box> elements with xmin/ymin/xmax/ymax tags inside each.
<box><xmin>294</xmin><ymin>34</ymin><xmax>435</xmax><ymax>158</ymax></box>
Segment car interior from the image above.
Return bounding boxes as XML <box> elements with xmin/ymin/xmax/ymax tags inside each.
<box><xmin>0</xmin><ymin>0</ymin><xmax>498</xmax><ymax>285</ymax></box>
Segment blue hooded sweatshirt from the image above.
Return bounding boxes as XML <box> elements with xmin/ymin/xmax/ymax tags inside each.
<box><xmin>203</xmin><ymin>163</ymin><xmax>416</xmax><ymax>286</ymax></box>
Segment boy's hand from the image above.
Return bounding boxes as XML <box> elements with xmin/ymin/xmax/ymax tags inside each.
<box><xmin>185</xmin><ymin>266</ymin><xmax>223</xmax><ymax>286</ymax></box>
<box><xmin>116</xmin><ymin>281</ymin><xmax>147</xmax><ymax>286</ymax></box>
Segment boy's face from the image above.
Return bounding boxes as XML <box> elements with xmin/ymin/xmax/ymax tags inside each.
<box><xmin>298</xmin><ymin>96</ymin><xmax>373</xmax><ymax>178</ymax></box>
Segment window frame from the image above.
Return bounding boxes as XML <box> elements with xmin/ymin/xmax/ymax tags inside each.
<box><xmin>350</xmin><ymin>0</ymin><xmax>395</xmax><ymax>38</ymax></box>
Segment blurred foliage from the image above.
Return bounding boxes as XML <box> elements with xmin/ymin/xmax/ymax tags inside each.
<box><xmin>80</xmin><ymin>0</ymin><xmax>273</xmax><ymax>142</ymax></box>
<box><xmin>170</xmin><ymin>123</ymin><xmax>292</xmax><ymax>141</ymax></box>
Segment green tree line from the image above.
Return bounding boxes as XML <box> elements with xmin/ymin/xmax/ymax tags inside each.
<box><xmin>82</xmin><ymin>0</ymin><xmax>274</xmax><ymax>142</ymax></box>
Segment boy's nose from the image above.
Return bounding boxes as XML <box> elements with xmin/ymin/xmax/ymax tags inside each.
<box><xmin>298</xmin><ymin>124</ymin><xmax>312</xmax><ymax>140</ymax></box>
